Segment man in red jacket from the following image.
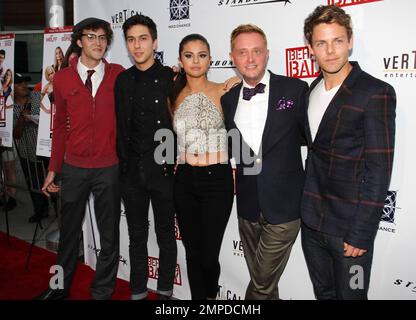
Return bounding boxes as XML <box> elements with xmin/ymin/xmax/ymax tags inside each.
<box><xmin>36</xmin><ymin>17</ymin><xmax>124</xmax><ymax>300</ymax></box>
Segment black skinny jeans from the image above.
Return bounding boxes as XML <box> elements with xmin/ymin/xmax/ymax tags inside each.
<box><xmin>121</xmin><ymin>159</ymin><xmax>177</xmax><ymax>297</ymax></box>
<box><xmin>174</xmin><ymin>162</ymin><xmax>234</xmax><ymax>300</ymax></box>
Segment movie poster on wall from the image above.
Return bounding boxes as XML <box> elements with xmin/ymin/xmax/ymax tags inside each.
<box><xmin>36</xmin><ymin>27</ymin><xmax>72</xmax><ymax>157</ymax></box>
<box><xmin>0</xmin><ymin>34</ymin><xmax>15</xmax><ymax>148</ymax></box>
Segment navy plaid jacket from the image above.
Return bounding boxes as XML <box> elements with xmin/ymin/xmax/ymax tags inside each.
<box><xmin>301</xmin><ymin>62</ymin><xmax>396</xmax><ymax>249</ymax></box>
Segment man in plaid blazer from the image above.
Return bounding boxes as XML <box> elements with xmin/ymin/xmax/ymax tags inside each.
<box><xmin>301</xmin><ymin>5</ymin><xmax>396</xmax><ymax>300</ymax></box>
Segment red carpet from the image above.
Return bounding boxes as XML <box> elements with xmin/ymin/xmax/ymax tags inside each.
<box><xmin>0</xmin><ymin>231</ymin><xmax>155</xmax><ymax>300</ymax></box>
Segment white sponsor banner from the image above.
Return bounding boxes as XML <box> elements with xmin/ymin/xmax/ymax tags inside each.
<box><xmin>36</xmin><ymin>26</ymin><xmax>72</xmax><ymax>157</ymax></box>
<box><xmin>76</xmin><ymin>0</ymin><xmax>416</xmax><ymax>300</ymax></box>
<box><xmin>0</xmin><ymin>34</ymin><xmax>15</xmax><ymax>147</ymax></box>
<box><xmin>82</xmin><ymin>197</ymin><xmax>190</xmax><ymax>299</ymax></box>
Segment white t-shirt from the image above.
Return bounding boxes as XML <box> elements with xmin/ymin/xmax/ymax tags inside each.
<box><xmin>308</xmin><ymin>79</ymin><xmax>341</xmax><ymax>142</ymax></box>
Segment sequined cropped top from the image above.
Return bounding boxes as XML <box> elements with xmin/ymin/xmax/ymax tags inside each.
<box><xmin>173</xmin><ymin>92</ymin><xmax>227</xmax><ymax>155</ymax></box>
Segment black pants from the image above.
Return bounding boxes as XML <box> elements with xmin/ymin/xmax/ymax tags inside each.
<box><xmin>20</xmin><ymin>157</ymin><xmax>49</xmax><ymax>217</ymax></box>
<box><xmin>57</xmin><ymin>163</ymin><xmax>121</xmax><ymax>299</ymax></box>
<box><xmin>174</xmin><ymin>162</ymin><xmax>234</xmax><ymax>300</ymax></box>
<box><xmin>121</xmin><ymin>160</ymin><xmax>177</xmax><ymax>298</ymax></box>
<box><xmin>301</xmin><ymin>223</ymin><xmax>374</xmax><ymax>300</ymax></box>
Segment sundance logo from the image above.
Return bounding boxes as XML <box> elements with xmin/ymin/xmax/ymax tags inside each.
<box><xmin>148</xmin><ymin>256</ymin><xmax>182</xmax><ymax>285</ymax></box>
<box><xmin>381</xmin><ymin>191</ymin><xmax>397</xmax><ymax>224</ymax></box>
<box><xmin>327</xmin><ymin>0</ymin><xmax>383</xmax><ymax>7</ymax></box>
<box><xmin>379</xmin><ymin>191</ymin><xmax>400</xmax><ymax>234</ymax></box>
<box><xmin>154</xmin><ymin>51</ymin><xmax>164</xmax><ymax>65</ymax></box>
<box><xmin>286</xmin><ymin>46</ymin><xmax>320</xmax><ymax>78</ymax></box>
<box><xmin>168</xmin><ymin>0</ymin><xmax>191</xmax><ymax>29</ymax></box>
<box><xmin>218</xmin><ymin>0</ymin><xmax>292</xmax><ymax>7</ymax></box>
<box><xmin>170</xmin><ymin>0</ymin><xmax>190</xmax><ymax>20</ymax></box>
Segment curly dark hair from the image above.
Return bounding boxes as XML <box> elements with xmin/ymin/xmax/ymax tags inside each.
<box><xmin>71</xmin><ymin>18</ymin><xmax>113</xmax><ymax>49</ymax></box>
<box><xmin>304</xmin><ymin>5</ymin><xmax>352</xmax><ymax>45</ymax></box>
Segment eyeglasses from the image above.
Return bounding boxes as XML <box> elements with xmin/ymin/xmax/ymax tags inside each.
<box><xmin>82</xmin><ymin>34</ymin><xmax>108</xmax><ymax>43</ymax></box>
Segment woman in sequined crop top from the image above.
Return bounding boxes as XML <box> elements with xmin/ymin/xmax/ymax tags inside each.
<box><xmin>169</xmin><ymin>34</ymin><xmax>237</xmax><ymax>300</ymax></box>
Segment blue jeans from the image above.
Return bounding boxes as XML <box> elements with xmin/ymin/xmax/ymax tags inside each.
<box><xmin>301</xmin><ymin>223</ymin><xmax>374</xmax><ymax>300</ymax></box>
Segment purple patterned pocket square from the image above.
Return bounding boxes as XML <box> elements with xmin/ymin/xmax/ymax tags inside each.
<box><xmin>276</xmin><ymin>97</ymin><xmax>294</xmax><ymax>111</ymax></box>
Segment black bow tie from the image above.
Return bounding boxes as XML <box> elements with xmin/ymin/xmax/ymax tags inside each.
<box><xmin>242</xmin><ymin>83</ymin><xmax>266</xmax><ymax>101</ymax></box>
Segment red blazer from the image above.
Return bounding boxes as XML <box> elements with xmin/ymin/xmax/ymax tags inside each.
<box><xmin>49</xmin><ymin>57</ymin><xmax>124</xmax><ymax>172</ymax></box>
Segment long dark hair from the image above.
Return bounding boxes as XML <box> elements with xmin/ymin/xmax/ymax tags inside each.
<box><xmin>169</xmin><ymin>33</ymin><xmax>211</xmax><ymax>114</ymax></box>
<box><xmin>62</xmin><ymin>43</ymin><xmax>81</xmax><ymax>68</ymax></box>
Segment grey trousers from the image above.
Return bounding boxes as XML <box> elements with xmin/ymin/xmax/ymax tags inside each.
<box><xmin>238</xmin><ymin>215</ymin><xmax>300</xmax><ymax>300</ymax></box>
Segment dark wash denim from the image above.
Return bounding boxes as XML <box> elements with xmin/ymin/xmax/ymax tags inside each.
<box><xmin>301</xmin><ymin>223</ymin><xmax>374</xmax><ymax>300</ymax></box>
<box><xmin>121</xmin><ymin>158</ymin><xmax>177</xmax><ymax>297</ymax></box>
<box><xmin>174</xmin><ymin>162</ymin><xmax>234</xmax><ymax>300</ymax></box>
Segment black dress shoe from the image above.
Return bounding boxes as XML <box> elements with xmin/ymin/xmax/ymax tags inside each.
<box><xmin>33</xmin><ymin>289</ymin><xmax>69</xmax><ymax>300</ymax></box>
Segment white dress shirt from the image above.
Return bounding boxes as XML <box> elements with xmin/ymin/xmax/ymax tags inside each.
<box><xmin>234</xmin><ymin>71</ymin><xmax>270</xmax><ymax>155</ymax></box>
<box><xmin>77</xmin><ymin>59</ymin><xmax>104</xmax><ymax>98</ymax></box>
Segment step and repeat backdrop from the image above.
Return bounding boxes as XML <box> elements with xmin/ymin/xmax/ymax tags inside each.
<box><xmin>72</xmin><ymin>0</ymin><xmax>415</xmax><ymax>299</ymax></box>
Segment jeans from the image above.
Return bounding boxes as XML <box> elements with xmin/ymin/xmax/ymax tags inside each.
<box><xmin>301</xmin><ymin>223</ymin><xmax>374</xmax><ymax>300</ymax></box>
<box><xmin>121</xmin><ymin>159</ymin><xmax>177</xmax><ymax>298</ymax></box>
<box><xmin>174</xmin><ymin>162</ymin><xmax>234</xmax><ymax>300</ymax></box>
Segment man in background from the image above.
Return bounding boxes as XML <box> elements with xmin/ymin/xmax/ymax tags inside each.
<box><xmin>13</xmin><ymin>73</ymin><xmax>49</xmax><ymax>223</ymax></box>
